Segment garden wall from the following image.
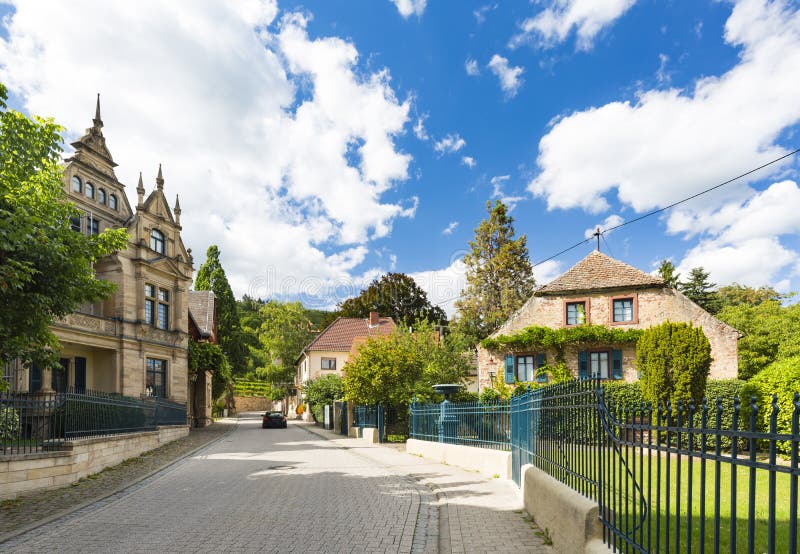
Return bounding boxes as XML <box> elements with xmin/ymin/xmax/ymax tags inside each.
<box><xmin>406</xmin><ymin>439</ymin><xmax>512</xmax><ymax>479</ymax></box>
<box><xmin>0</xmin><ymin>425</ymin><xmax>189</xmax><ymax>501</ymax></box>
<box><xmin>233</xmin><ymin>396</ymin><xmax>282</xmax><ymax>412</ymax></box>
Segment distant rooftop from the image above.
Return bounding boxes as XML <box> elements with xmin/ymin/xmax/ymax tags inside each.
<box><xmin>537</xmin><ymin>250</ymin><xmax>664</xmax><ymax>295</ymax></box>
<box><xmin>302</xmin><ymin>316</ymin><xmax>395</xmax><ymax>353</ymax></box>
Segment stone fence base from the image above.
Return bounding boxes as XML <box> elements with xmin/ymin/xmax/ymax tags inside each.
<box><xmin>405</xmin><ymin>439</ymin><xmax>512</xmax><ymax>479</ymax></box>
<box><xmin>0</xmin><ymin>425</ymin><xmax>189</xmax><ymax>501</ymax></box>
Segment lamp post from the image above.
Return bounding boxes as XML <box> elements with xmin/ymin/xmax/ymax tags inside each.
<box><xmin>433</xmin><ymin>383</ymin><xmax>462</xmax><ymax>444</ymax></box>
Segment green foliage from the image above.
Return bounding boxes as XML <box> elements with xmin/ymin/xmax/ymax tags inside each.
<box><xmin>637</xmin><ymin>321</ymin><xmax>712</xmax><ymax>407</ymax></box>
<box><xmin>454</xmin><ymin>200</ymin><xmax>535</xmax><ymax>346</ymax></box>
<box><xmin>304</xmin><ymin>374</ymin><xmax>345</xmax><ymax>420</ymax></box>
<box><xmin>0</xmin><ymin>405</ymin><xmax>19</xmax><ymax>440</ymax></box>
<box><xmin>479</xmin><ymin>373</ymin><xmax>514</xmax><ymax>402</ymax></box>
<box><xmin>232</xmin><ymin>380</ymin><xmax>275</xmax><ymax>398</ymax></box>
<box><xmin>481</xmin><ymin>324</ymin><xmax>642</xmax><ymax>363</ymax></box>
<box><xmin>717</xmin><ymin>283</ymin><xmax>786</xmax><ymax>309</ymax></box>
<box><xmin>194</xmin><ymin>245</ymin><xmax>248</xmax><ymax>375</ymax></box>
<box><xmin>451</xmin><ymin>390</ymin><xmax>479</xmax><ymax>402</ymax></box>
<box><xmin>603</xmin><ymin>380</ymin><xmax>644</xmax><ymax>407</ymax></box>
<box><xmin>344</xmin><ymin>322</ymin><xmax>470</xmax><ymax>405</ymax></box>
<box><xmin>538</xmin><ymin>362</ymin><xmax>573</xmax><ymax>384</ymax></box>
<box><xmin>478</xmin><ymin>387</ymin><xmax>504</xmax><ymax>403</ymax></box>
<box><xmin>680</xmin><ymin>267</ymin><xmax>721</xmax><ymax>314</ymax></box>
<box><xmin>740</xmin><ymin>356</ymin><xmax>800</xmax><ymax>455</ymax></box>
<box><xmin>0</xmin><ymin>83</ymin><xmax>129</xmax><ymax>366</ymax></box>
<box><xmin>188</xmin><ymin>340</ymin><xmax>226</xmax><ymax>377</ymax></box>
<box><xmin>337</xmin><ymin>272</ymin><xmax>446</xmax><ymax>326</ymax></box>
<box><xmin>717</xmin><ymin>300</ymin><xmax>800</xmax><ymax>379</ymax></box>
<box><xmin>656</xmin><ymin>259</ymin><xmax>681</xmax><ymax>289</ymax></box>
<box><xmin>211</xmin><ymin>358</ymin><xmax>233</xmax><ymax>403</ymax></box>
<box><xmin>703</xmin><ymin>379</ymin><xmax>747</xmax><ymax>451</ymax></box>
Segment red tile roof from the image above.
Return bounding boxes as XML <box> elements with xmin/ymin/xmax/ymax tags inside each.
<box><xmin>303</xmin><ymin>316</ymin><xmax>396</xmax><ymax>353</ymax></box>
<box><xmin>537</xmin><ymin>250</ymin><xmax>664</xmax><ymax>295</ymax></box>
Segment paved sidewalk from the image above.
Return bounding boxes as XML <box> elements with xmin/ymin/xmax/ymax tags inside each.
<box><xmin>0</xmin><ymin>419</ymin><xmax>237</xmax><ymax>540</ymax></box>
<box><xmin>301</xmin><ymin>424</ymin><xmax>554</xmax><ymax>554</ymax></box>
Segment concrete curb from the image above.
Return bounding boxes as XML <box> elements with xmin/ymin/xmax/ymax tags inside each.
<box><xmin>0</xmin><ymin>419</ymin><xmax>239</xmax><ymax>545</ymax></box>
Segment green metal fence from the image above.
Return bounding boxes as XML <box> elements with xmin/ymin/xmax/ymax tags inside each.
<box><xmin>409</xmin><ymin>399</ymin><xmax>510</xmax><ymax>450</ymax></box>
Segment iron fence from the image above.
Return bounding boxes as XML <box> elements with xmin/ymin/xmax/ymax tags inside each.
<box><xmin>410</xmin><ymin>399</ymin><xmax>510</xmax><ymax>450</ymax></box>
<box><xmin>354</xmin><ymin>404</ymin><xmax>380</xmax><ymax>429</ymax></box>
<box><xmin>0</xmin><ymin>388</ymin><xmax>187</xmax><ymax>455</ymax></box>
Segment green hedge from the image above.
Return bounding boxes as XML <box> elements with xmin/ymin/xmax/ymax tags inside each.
<box><xmin>741</xmin><ymin>356</ymin><xmax>800</xmax><ymax>455</ymax></box>
<box><xmin>603</xmin><ymin>381</ymin><xmax>644</xmax><ymax>407</ymax></box>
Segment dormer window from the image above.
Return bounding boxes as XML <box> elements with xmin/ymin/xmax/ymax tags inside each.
<box><xmin>85</xmin><ymin>182</ymin><xmax>95</xmax><ymax>199</ymax></box>
<box><xmin>109</xmin><ymin>194</ymin><xmax>118</xmax><ymax>211</ymax></box>
<box><xmin>71</xmin><ymin>175</ymin><xmax>82</xmax><ymax>193</ymax></box>
<box><xmin>150</xmin><ymin>229</ymin><xmax>165</xmax><ymax>254</ymax></box>
<box><xmin>98</xmin><ymin>188</ymin><xmax>106</xmax><ymax>205</ymax></box>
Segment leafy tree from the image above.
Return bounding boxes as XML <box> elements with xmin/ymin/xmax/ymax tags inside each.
<box><xmin>303</xmin><ymin>374</ymin><xmax>344</xmax><ymax>422</ymax></box>
<box><xmin>344</xmin><ymin>324</ymin><xmax>470</xmax><ymax>405</ymax></box>
<box><xmin>195</xmin><ymin>245</ymin><xmax>248</xmax><ymax>375</ymax></box>
<box><xmin>717</xmin><ymin>300</ymin><xmax>800</xmax><ymax>379</ymax></box>
<box><xmin>454</xmin><ymin>200</ymin><xmax>535</xmax><ymax>346</ymax></box>
<box><xmin>680</xmin><ymin>267</ymin><xmax>721</xmax><ymax>314</ymax></box>
<box><xmin>337</xmin><ymin>272</ymin><xmax>446</xmax><ymax>326</ymax></box>
<box><xmin>717</xmin><ymin>283</ymin><xmax>785</xmax><ymax>309</ymax></box>
<box><xmin>636</xmin><ymin>321</ymin><xmax>712</xmax><ymax>407</ymax></box>
<box><xmin>0</xmin><ymin>83</ymin><xmax>128</xmax><ymax>367</ymax></box>
<box><xmin>188</xmin><ymin>339</ymin><xmax>230</xmax><ymax>417</ymax></box>
<box><xmin>657</xmin><ymin>260</ymin><xmax>681</xmax><ymax>289</ymax></box>
<box><xmin>253</xmin><ymin>300</ymin><xmax>316</xmax><ymax>391</ymax></box>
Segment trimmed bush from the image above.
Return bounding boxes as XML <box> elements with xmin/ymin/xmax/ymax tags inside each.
<box><xmin>740</xmin><ymin>355</ymin><xmax>800</xmax><ymax>455</ymax></box>
<box><xmin>0</xmin><ymin>405</ymin><xmax>20</xmax><ymax>441</ymax></box>
<box><xmin>603</xmin><ymin>381</ymin><xmax>644</xmax><ymax>407</ymax></box>
<box><xmin>637</xmin><ymin>321</ymin><xmax>711</xmax><ymax>407</ymax></box>
<box><xmin>702</xmin><ymin>379</ymin><xmax>747</xmax><ymax>451</ymax></box>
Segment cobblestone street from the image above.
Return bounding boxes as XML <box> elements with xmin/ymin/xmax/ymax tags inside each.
<box><xmin>1</xmin><ymin>414</ymin><xmax>552</xmax><ymax>553</ymax></box>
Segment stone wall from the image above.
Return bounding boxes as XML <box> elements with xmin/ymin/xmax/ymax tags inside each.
<box><xmin>0</xmin><ymin>425</ymin><xmax>189</xmax><ymax>501</ymax></box>
<box><xmin>233</xmin><ymin>396</ymin><xmax>282</xmax><ymax>413</ymax></box>
<box><xmin>478</xmin><ymin>286</ymin><xmax>740</xmax><ymax>389</ymax></box>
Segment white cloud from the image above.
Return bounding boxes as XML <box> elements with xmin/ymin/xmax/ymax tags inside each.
<box><xmin>413</xmin><ymin>114</ymin><xmax>429</xmax><ymax>140</ymax></box>
<box><xmin>473</xmin><ymin>4</ymin><xmax>496</xmax><ymax>24</ymax></box>
<box><xmin>678</xmin><ymin>238</ymin><xmax>795</xmax><ymax>288</ymax></box>
<box><xmin>410</xmin><ymin>258</ymin><xmax>467</xmax><ymax>317</ymax></box>
<box><xmin>487</xmin><ymin>54</ymin><xmax>524</xmax><ymax>98</ymax></box>
<box><xmin>510</xmin><ymin>0</ymin><xmax>637</xmax><ymax>51</ymax></box>
<box><xmin>442</xmin><ymin>221</ymin><xmax>459</xmax><ymax>235</ymax></box>
<box><xmin>390</xmin><ymin>0</ymin><xmax>426</xmax><ymax>19</ymax></box>
<box><xmin>529</xmin><ymin>0</ymin><xmax>800</xmax><ymax>216</ymax></box>
<box><xmin>583</xmin><ymin>214</ymin><xmax>624</xmax><ymax>238</ymax></box>
<box><xmin>461</xmin><ymin>156</ymin><xmax>476</xmax><ymax>168</ymax></box>
<box><xmin>433</xmin><ymin>133</ymin><xmax>466</xmax><ymax>155</ymax></box>
<box><xmin>490</xmin><ymin>174</ymin><xmax>525</xmax><ymax>211</ymax></box>
<box><xmin>0</xmin><ymin>1</ymin><xmax>416</xmax><ymax>302</ymax></box>
<box><xmin>656</xmin><ymin>53</ymin><xmax>670</xmax><ymax>85</ymax></box>
<box><xmin>533</xmin><ymin>260</ymin><xmax>563</xmax><ymax>286</ymax></box>
<box><xmin>465</xmin><ymin>58</ymin><xmax>480</xmax><ymax>76</ymax></box>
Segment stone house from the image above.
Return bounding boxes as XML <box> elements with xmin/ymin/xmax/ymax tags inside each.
<box><xmin>188</xmin><ymin>290</ymin><xmax>217</xmax><ymax>426</ymax></box>
<box><xmin>477</xmin><ymin>251</ymin><xmax>740</xmax><ymax>389</ymax></box>
<box><xmin>291</xmin><ymin>312</ymin><xmax>395</xmax><ymax>419</ymax></box>
<box><xmin>5</xmin><ymin>97</ymin><xmax>193</xmax><ymax>404</ymax></box>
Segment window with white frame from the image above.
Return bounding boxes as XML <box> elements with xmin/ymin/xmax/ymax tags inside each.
<box><xmin>613</xmin><ymin>298</ymin><xmax>634</xmax><ymax>323</ymax></box>
<box><xmin>321</xmin><ymin>358</ymin><xmax>336</xmax><ymax>370</ymax></box>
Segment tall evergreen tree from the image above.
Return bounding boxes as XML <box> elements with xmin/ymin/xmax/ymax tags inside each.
<box><xmin>454</xmin><ymin>200</ymin><xmax>535</xmax><ymax>346</ymax></box>
<box><xmin>337</xmin><ymin>272</ymin><xmax>446</xmax><ymax>327</ymax></box>
<box><xmin>680</xmin><ymin>267</ymin><xmax>721</xmax><ymax>314</ymax></box>
<box><xmin>657</xmin><ymin>259</ymin><xmax>681</xmax><ymax>289</ymax></box>
<box><xmin>195</xmin><ymin>245</ymin><xmax>248</xmax><ymax>375</ymax></box>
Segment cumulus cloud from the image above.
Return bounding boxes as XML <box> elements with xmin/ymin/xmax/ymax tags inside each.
<box><xmin>487</xmin><ymin>54</ymin><xmax>524</xmax><ymax>98</ymax></box>
<box><xmin>461</xmin><ymin>156</ymin><xmax>476</xmax><ymax>168</ymax></box>
<box><xmin>410</xmin><ymin>258</ymin><xmax>467</xmax><ymax>317</ymax></box>
<box><xmin>413</xmin><ymin>114</ymin><xmax>429</xmax><ymax>140</ymax></box>
<box><xmin>442</xmin><ymin>221</ymin><xmax>459</xmax><ymax>235</ymax></box>
<box><xmin>0</xmin><ymin>1</ymin><xmax>416</xmax><ymax>303</ymax></box>
<box><xmin>473</xmin><ymin>4</ymin><xmax>497</xmax><ymax>25</ymax></box>
<box><xmin>533</xmin><ymin>260</ymin><xmax>563</xmax><ymax>286</ymax></box>
<box><xmin>390</xmin><ymin>0</ymin><xmax>426</xmax><ymax>19</ymax></box>
<box><xmin>584</xmin><ymin>214</ymin><xmax>624</xmax><ymax>239</ymax></box>
<box><xmin>490</xmin><ymin>174</ymin><xmax>525</xmax><ymax>211</ymax></box>
<box><xmin>434</xmin><ymin>133</ymin><xmax>466</xmax><ymax>155</ymax></box>
<box><xmin>465</xmin><ymin>58</ymin><xmax>480</xmax><ymax>76</ymax></box>
<box><xmin>510</xmin><ymin>0</ymin><xmax>637</xmax><ymax>51</ymax></box>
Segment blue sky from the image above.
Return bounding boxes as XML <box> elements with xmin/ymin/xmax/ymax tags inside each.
<box><xmin>1</xmin><ymin>0</ymin><xmax>799</xmax><ymax>314</ymax></box>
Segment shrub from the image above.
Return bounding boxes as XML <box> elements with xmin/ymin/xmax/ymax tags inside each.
<box><xmin>740</xmin><ymin>355</ymin><xmax>800</xmax><ymax>455</ymax></box>
<box><xmin>637</xmin><ymin>321</ymin><xmax>711</xmax><ymax>407</ymax></box>
<box><xmin>603</xmin><ymin>381</ymin><xmax>644</xmax><ymax>408</ymax></box>
<box><xmin>702</xmin><ymin>379</ymin><xmax>747</xmax><ymax>451</ymax></box>
<box><xmin>0</xmin><ymin>405</ymin><xmax>20</xmax><ymax>441</ymax></box>
<box><xmin>451</xmin><ymin>390</ymin><xmax>479</xmax><ymax>403</ymax></box>
<box><xmin>479</xmin><ymin>387</ymin><xmax>503</xmax><ymax>403</ymax></box>
<box><xmin>304</xmin><ymin>374</ymin><xmax>344</xmax><ymax>423</ymax></box>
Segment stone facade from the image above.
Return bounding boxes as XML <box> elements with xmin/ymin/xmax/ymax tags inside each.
<box><xmin>478</xmin><ymin>252</ymin><xmax>740</xmax><ymax>390</ymax></box>
<box><xmin>9</xmin><ymin>97</ymin><xmax>193</xmax><ymax>403</ymax></box>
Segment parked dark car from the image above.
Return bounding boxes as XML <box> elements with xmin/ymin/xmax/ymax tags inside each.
<box><xmin>262</xmin><ymin>411</ymin><xmax>287</xmax><ymax>429</ymax></box>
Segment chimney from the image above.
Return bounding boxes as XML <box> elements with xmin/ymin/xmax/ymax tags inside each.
<box><xmin>369</xmin><ymin>311</ymin><xmax>380</xmax><ymax>327</ymax></box>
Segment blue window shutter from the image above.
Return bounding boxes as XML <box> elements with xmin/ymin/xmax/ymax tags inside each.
<box><xmin>612</xmin><ymin>349</ymin><xmax>623</xmax><ymax>380</ymax></box>
<box><xmin>504</xmin><ymin>354</ymin><xmax>515</xmax><ymax>384</ymax></box>
<box><xmin>578</xmin><ymin>350</ymin><xmax>589</xmax><ymax>380</ymax></box>
<box><xmin>535</xmin><ymin>353</ymin><xmax>547</xmax><ymax>382</ymax></box>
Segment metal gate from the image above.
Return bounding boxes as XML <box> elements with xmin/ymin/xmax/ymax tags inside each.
<box><xmin>340</xmin><ymin>401</ymin><xmax>348</xmax><ymax>435</ymax></box>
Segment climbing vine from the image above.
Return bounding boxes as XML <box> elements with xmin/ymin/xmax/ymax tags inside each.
<box><xmin>481</xmin><ymin>324</ymin><xmax>643</xmax><ymax>363</ymax></box>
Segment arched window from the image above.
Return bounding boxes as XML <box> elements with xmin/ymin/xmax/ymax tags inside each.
<box><xmin>85</xmin><ymin>182</ymin><xmax>95</xmax><ymax>199</ymax></box>
<box><xmin>71</xmin><ymin>175</ymin><xmax>82</xmax><ymax>193</ymax></box>
<box><xmin>109</xmin><ymin>194</ymin><xmax>118</xmax><ymax>210</ymax></box>
<box><xmin>98</xmin><ymin>188</ymin><xmax>106</xmax><ymax>205</ymax></box>
<box><xmin>150</xmin><ymin>229</ymin><xmax>165</xmax><ymax>254</ymax></box>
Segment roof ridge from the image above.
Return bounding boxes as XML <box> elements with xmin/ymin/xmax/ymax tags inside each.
<box><xmin>537</xmin><ymin>250</ymin><xmax>663</xmax><ymax>294</ymax></box>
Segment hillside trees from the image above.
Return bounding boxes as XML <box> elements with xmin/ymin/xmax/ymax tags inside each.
<box><xmin>337</xmin><ymin>272</ymin><xmax>446</xmax><ymax>326</ymax></box>
<box><xmin>0</xmin><ymin>83</ymin><xmax>128</xmax><ymax>366</ymax></box>
<box><xmin>454</xmin><ymin>200</ymin><xmax>535</xmax><ymax>346</ymax></box>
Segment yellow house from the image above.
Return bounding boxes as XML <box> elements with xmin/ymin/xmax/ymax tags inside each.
<box><xmin>292</xmin><ymin>312</ymin><xmax>395</xmax><ymax>419</ymax></box>
<box><xmin>6</xmin><ymin>97</ymin><xmax>193</xmax><ymax>403</ymax></box>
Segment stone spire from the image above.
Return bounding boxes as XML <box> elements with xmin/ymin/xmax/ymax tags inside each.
<box><xmin>136</xmin><ymin>172</ymin><xmax>145</xmax><ymax>207</ymax></box>
<box><xmin>93</xmin><ymin>93</ymin><xmax>103</xmax><ymax>129</ymax></box>
<box><xmin>156</xmin><ymin>164</ymin><xmax>164</xmax><ymax>190</ymax></box>
<box><xmin>174</xmin><ymin>194</ymin><xmax>181</xmax><ymax>226</ymax></box>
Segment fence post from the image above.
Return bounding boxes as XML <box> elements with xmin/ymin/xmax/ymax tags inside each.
<box><xmin>376</xmin><ymin>402</ymin><xmax>384</xmax><ymax>443</ymax></box>
<box><xmin>410</xmin><ymin>395</ymin><xmax>416</xmax><ymax>439</ymax></box>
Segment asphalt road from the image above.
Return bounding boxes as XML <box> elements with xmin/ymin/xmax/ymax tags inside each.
<box><xmin>2</xmin><ymin>413</ymin><xmax>430</xmax><ymax>553</ymax></box>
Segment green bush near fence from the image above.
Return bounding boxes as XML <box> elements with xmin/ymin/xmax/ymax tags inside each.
<box><xmin>602</xmin><ymin>380</ymin><xmax>644</xmax><ymax>406</ymax></box>
<box><xmin>0</xmin><ymin>405</ymin><xmax>20</xmax><ymax>441</ymax></box>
